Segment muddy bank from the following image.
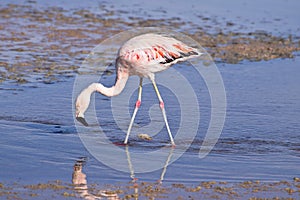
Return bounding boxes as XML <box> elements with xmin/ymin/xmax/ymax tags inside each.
<box><xmin>192</xmin><ymin>31</ymin><xmax>299</xmax><ymax>64</ymax></box>
<box><xmin>0</xmin><ymin>4</ymin><xmax>299</xmax><ymax>84</ymax></box>
<box><xmin>1</xmin><ymin>160</ymin><xmax>300</xmax><ymax>199</ymax></box>
<box><xmin>1</xmin><ymin>177</ymin><xmax>299</xmax><ymax>199</ymax></box>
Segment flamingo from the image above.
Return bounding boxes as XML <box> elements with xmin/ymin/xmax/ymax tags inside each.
<box><xmin>75</xmin><ymin>33</ymin><xmax>202</xmax><ymax>145</ymax></box>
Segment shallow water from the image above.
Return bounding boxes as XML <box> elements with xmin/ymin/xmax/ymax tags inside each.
<box><xmin>8</xmin><ymin>0</ymin><xmax>300</xmax><ymax>35</ymax></box>
<box><xmin>1</xmin><ymin>0</ymin><xmax>300</xmax><ymax>199</ymax></box>
<box><xmin>1</xmin><ymin>56</ymin><xmax>299</xmax><ymax>185</ymax></box>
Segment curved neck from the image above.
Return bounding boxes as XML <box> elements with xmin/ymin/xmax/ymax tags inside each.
<box><xmin>75</xmin><ymin>67</ymin><xmax>129</xmax><ymax>119</ymax></box>
<box><xmin>90</xmin><ymin>68</ymin><xmax>129</xmax><ymax>97</ymax></box>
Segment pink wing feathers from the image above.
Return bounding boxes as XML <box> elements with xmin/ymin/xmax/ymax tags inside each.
<box><xmin>118</xmin><ymin>33</ymin><xmax>201</xmax><ymax>67</ymax></box>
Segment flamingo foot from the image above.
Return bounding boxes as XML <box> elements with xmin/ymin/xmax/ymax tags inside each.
<box><xmin>113</xmin><ymin>142</ymin><xmax>128</xmax><ymax>146</ymax></box>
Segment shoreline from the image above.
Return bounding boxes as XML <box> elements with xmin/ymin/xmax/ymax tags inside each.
<box><xmin>1</xmin><ymin>177</ymin><xmax>299</xmax><ymax>199</ymax></box>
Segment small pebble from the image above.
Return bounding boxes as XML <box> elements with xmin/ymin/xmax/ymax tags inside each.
<box><xmin>293</xmin><ymin>177</ymin><xmax>300</xmax><ymax>182</ymax></box>
<box><xmin>138</xmin><ymin>133</ymin><xmax>152</xmax><ymax>141</ymax></box>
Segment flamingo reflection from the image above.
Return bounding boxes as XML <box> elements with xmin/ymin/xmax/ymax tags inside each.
<box><xmin>72</xmin><ymin>147</ymin><xmax>174</xmax><ymax>199</ymax></box>
<box><xmin>72</xmin><ymin>158</ymin><xmax>120</xmax><ymax>200</ymax></box>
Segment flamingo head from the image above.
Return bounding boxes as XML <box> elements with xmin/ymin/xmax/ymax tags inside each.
<box><xmin>75</xmin><ymin>91</ymin><xmax>90</xmax><ymax>126</ymax></box>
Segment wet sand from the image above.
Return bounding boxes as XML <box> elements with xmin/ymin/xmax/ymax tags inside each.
<box><xmin>1</xmin><ymin>177</ymin><xmax>300</xmax><ymax>199</ymax></box>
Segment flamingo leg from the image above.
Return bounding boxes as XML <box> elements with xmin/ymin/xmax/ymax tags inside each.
<box><xmin>152</xmin><ymin>80</ymin><xmax>175</xmax><ymax>146</ymax></box>
<box><xmin>124</xmin><ymin>78</ymin><xmax>143</xmax><ymax>144</ymax></box>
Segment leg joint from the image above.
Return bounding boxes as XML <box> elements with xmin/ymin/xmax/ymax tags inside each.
<box><xmin>159</xmin><ymin>101</ymin><xmax>164</xmax><ymax>109</ymax></box>
<box><xmin>136</xmin><ymin>100</ymin><xmax>141</xmax><ymax>108</ymax></box>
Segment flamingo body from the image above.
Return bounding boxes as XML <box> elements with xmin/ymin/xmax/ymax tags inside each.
<box><xmin>117</xmin><ymin>33</ymin><xmax>200</xmax><ymax>78</ymax></box>
<box><xmin>75</xmin><ymin>33</ymin><xmax>202</xmax><ymax>145</ymax></box>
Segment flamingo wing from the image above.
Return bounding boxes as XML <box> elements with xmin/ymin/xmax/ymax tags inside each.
<box><xmin>118</xmin><ymin>33</ymin><xmax>201</xmax><ymax>67</ymax></box>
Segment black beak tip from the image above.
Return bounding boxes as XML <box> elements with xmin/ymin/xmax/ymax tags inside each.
<box><xmin>76</xmin><ymin>117</ymin><xmax>89</xmax><ymax>127</ymax></box>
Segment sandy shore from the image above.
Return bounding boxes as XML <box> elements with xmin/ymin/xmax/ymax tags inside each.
<box><xmin>1</xmin><ymin>177</ymin><xmax>299</xmax><ymax>199</ymax></box>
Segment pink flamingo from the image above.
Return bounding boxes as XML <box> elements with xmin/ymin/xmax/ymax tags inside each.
<box><xmin>75</xmin><ymin>33</ymin><xmax>201</xmax><ymax>145</ymax></box>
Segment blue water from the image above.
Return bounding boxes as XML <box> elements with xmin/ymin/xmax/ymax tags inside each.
<box><xmin>1</xmin><ymin>57</ymin><xmax>299</xmax><ymax>185</ymax></box>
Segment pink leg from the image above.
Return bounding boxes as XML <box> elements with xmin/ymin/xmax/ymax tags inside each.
<box><xmin>152</xmin><ymin>80</ymin><xmax>175</xmax><ymax>146</ymax></box>
<box><xmin>124</xmin><ymin>78</ymin><xmax>143</xmax><ymax>144</ymax></box>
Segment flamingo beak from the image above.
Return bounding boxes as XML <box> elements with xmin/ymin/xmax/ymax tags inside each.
<box><xmin>76</xmin><ymin>116</ymin><xmax>89</xmax><ymax>126</ymax></box>
<box><xmin>75</xmin><ymin>100</ymin><xmax>89</xmax><ymax>126</ymax></box>
<box><xmin>76</xmin><ymin>110</ymin><xmax>89</xmax><ymax>126</ymax></box>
